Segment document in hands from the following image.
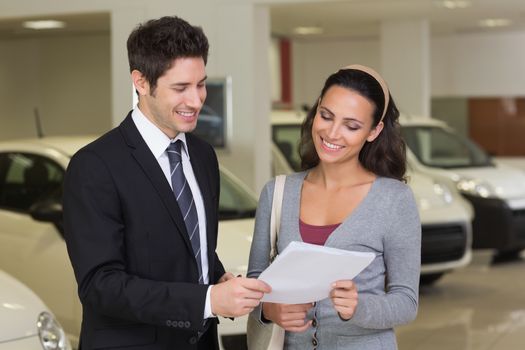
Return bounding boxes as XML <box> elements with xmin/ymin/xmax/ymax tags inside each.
<box><xmin>258</xmin><ymin>241</ymin><xmax>375</xmax><ymax>304</ymax></box>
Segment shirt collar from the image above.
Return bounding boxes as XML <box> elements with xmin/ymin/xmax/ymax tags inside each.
<box><xmin>131</xmin><ymin>107</ymin><xmax>190</xmax><ymax>159</ymax></box>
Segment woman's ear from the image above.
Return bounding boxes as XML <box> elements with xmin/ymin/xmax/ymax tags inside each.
<box><xmin>367</xmin><ymin>121</ymin><xmax>384</xmax><ymax>142</ymax></box>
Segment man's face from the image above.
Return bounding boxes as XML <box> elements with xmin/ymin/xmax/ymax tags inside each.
<box><xmin>135</xmin><ymin>57</ymin><xmax>207</xmax><ymax>138</ymax></box>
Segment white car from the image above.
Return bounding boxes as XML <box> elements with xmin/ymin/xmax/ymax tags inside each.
<box><xmin>0</xmin><ymin>269</ymin><xmax>71</xmax><ymax>350</ymax></box>
<box><xmin>271</xmin><ymin>110</ymin><xmax>473</xmax><ymax>284</ymax></box>
<box><xmin>0</xmin><ymin>136</ymin><xmax>256</xmax><ymax>349</ymax></box>
<box><xmin>400</xmin><ymin>115</ymin><xmax>525</xmax><ymax>260</ymax></box>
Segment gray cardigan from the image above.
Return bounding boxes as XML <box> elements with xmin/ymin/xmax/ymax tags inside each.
<box><xmin>247</xmin><ymin>172</ymin><xmax>421</xmax><ymax>350</ymax></box>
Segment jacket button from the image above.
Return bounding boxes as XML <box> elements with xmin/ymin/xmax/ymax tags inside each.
<box><xmin>184</xmin><ymin>321</ymin><xmax>191</xmax><ymax>328</ymax></box>
<box><xmin>189</xmin><ymin>336</ymin><xmax>198</xmax><ymax>344</ymax></box>
<box><xmin>166</xmin><ymin>320</ymin><xmax>172</xmax><ymax>327</ymax></box>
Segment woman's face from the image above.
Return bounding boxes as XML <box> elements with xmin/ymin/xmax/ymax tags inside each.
<box><xmin>311</xmin><ymin>85</ymin><xmax>383</xmax><ymax>166</ymax></box>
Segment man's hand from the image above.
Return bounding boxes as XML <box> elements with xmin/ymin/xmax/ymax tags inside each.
<box><xmin>330</xmin><ymin>280</ymin><xmax>358</xmax><ymax>320</ymax></box>
<box><xmin>211</xmin><ymin>277</ymin><xmax>271</xmax><ymax>318</ymax></box>
<box><xmin>262</xmin><ymin>302</ymin><xmax>313</xmax><ymax>332</ymax></box>
<box><xmin>218</xmin><ymin>272</ymin><xmax>235</xmax><ymax>283</ymax></box>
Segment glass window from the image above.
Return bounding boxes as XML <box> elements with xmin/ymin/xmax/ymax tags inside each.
<box><xmin>219</xmin><ymin>169</ymin><xmax>257</xmax><ymax>220</ymax></box>
<box><xmin>192</xmin><ymin>77</ymin><xmax>231</xmax><ymax>148</ymax></box>
<box><xmin>0</xmin><ymin>153</ymin><xmax>64</xmax><ymax>212</ymax></box>
<box><xmin>272</xmin><ymin>124</ymin><xmax>302</xmax><ymax>172</ymax></box>
<box><xmin>401</xmin><ymin>126</ymin><xmax>492</xmax><ymax>169</ymax></box>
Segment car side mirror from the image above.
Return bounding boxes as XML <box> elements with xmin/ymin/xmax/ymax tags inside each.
<box><xmin>29</xmin><ymin>199</ymin><xmax>62</xmax><ymax>222</ymax></box>
<box><xmin>29</xmin><ymin>200</ymin><xmax>64</xmax><ymax>238</ymax></box>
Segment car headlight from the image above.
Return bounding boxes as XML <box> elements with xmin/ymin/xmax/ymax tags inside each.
<box><xmin>456</xmin><ymin>178</ymin><xmax>495</xmax><ymax>198</ymax></box>
<box><xmin>37</xmin><ymin>311</ymin><xmax>71</xmax><ymax>350</ymax></box>
<box><xmin>433</xmin><ymin>181</ymin><xmax>454</xmax><ymax>204</ymax></box>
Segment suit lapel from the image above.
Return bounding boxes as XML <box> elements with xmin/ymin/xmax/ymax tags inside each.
<box><xmin>118</xmin><ymin>115</ymin><xmax>193</xmax><ymax>254</ymax></box>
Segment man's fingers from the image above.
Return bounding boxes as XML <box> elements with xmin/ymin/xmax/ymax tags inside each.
<box><xmin>243</xmin><ymin>290</ymin><xmax>265</xmax><ymax>300</ymax></box>
<box><xmin>218</xmin><ymin>272</ymin><xmax>235</xmax><ymax>283</ymax></box>
<box><xmin>242</xmin><ymin>307</ymin><xmax>255</xmax><ymax>314</ymax></box>
<box><xmin>241</xmin><ymin>278</ymin><xmax>272</xmax><ymax>293</ymax></box>
<box><xmin>241</xmin><ymin>298</ymin><xmax>262</xmax><ymax>309</ymax></box>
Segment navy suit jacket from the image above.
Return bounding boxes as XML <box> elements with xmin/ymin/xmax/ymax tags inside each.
<box><xmin>63</xmin><ymin>113</ymin><xmax>225</xmax><ymax>349</ymax></box>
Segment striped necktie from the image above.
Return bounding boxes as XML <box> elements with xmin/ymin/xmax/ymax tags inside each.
<box><xmin>166</xmin><ymin>140</ymin><xmax>203</xmax><ymax>284</ymax></box>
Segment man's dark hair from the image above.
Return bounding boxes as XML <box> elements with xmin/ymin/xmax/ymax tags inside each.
<box><xmin>127</xmin><ymin>16</ymin><xmax>209</xmax><ymax>93</ymax></box>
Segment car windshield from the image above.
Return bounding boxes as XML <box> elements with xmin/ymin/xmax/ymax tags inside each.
<box><xmin>272</xmin><ymin>124</ymin><xmax>302</xmax><ymax>172</ymax></box>
<box><xmin>219</xmin><ymin>169</ymin><xmax>257</xmax><ymax>220</ymax></box>
<box><xmin>401</xmin><ymin>126</ymin><xmax>493</xmax><ymax>169</ymax></box>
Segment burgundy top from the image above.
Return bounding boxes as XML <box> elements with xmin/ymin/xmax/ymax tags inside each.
<box><xmin>299</xmin><ymin>219</ymin><xmax>340</xmax><ymax>246</ymax></box>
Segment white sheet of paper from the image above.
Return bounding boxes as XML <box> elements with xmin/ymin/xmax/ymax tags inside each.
<box><xmin>258</xmin><ymin>241</ymin><xmax>375</xmax><ymax>304</ymax></box>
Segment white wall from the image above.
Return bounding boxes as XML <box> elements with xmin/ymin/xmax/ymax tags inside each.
<box><xmin>292</xmin><ymin>37</ymin><xmax>380</xmax><ymax>108</ymax></box>
<box><xmin>4</xmin><ymin>0</ymin><xmax>525</xmax><ymax>190</ymax></box>
<box><xmin>0</xmin><ymin>0</ymin><xmax>272</xmax><ymax>192</ymax></box>
<box><xmin>0</xmin><ymin>34</ymin><xmax>111</xmax><ymax>140</ymax></box>
<box><xmin>292</xmin><ymin>29</ymin><xmax>525</xmax><ymax>108</ymax></box>
<box><xmin>432</xmin><ymin>30</ymin><xmax>525</xmax><ymax>97</ymax></box>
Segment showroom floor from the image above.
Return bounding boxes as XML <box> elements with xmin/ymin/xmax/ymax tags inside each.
<box><xmin>396</xmin><ymin>251</ymin><xmax>525</xmax><ymax>350</ymax></box>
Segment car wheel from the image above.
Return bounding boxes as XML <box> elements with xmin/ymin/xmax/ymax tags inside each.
<box><xmin>419</xmin><ymin>273</ymin><xmax>444</xmax><ymax>286</ymax></box>
<box><xmin>492</xmin><ymin>248</ymin><xmax>524</xmax><ymax>264</ymax></box>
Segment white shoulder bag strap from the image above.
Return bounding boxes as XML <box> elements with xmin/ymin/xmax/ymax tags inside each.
<box><xmin>269</xmin><ymin>175</ymin><xmax>286</xmax><ymax>262</ymax></box>
<box><xmin>267</xmin><ymin>175</ymin><xmax>286</xmax><ymax>350</ymax></box>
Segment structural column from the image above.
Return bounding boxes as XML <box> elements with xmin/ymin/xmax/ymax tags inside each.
<box><xmin>380</xmin><ymin>20</ymin><xmax>430</xmax><ymax>117</ymax></box>
<box><xmin>213</xmin><ymin>2</ymin><xmax>272</xmax><ymax>192</ymax></box>
<box><xmin>110</xmin><ymin>7</ymin><xmax>146</xmax><ymax>126</ymax></box>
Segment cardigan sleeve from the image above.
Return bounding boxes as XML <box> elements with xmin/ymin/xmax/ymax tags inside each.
<box><xmin>349</xmin><ymin>184</ymin><xmax>421</xmax><ymax>329</ymax></box>
<box><xmin>247</xmin><ymin>179</ymin><xmax>275</xmax><ymax>279</ymax></box>
<box><xmin>247</xmin><ymin>179</ymin><xmax>276</xmax><ymax>323</ymax></box>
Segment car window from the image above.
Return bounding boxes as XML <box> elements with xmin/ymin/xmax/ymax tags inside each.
<box><xmin>272</xmin><ymin>124</ymin><xmax>302</xmax><ymax>171</ymax></box>
<box><xmin>401</xmin><ymin>126</ymin><xmax>492</xmax><ymax>168</ymax></box>
<box><xmin>0</xmin><ymin>153</ymin><xmax>64</xmax><ymax>212</ymax></box>
<box><xmin>219</xmin><ymin>170</ymin><xmax>257</xmax><ymax>220</ymax></box>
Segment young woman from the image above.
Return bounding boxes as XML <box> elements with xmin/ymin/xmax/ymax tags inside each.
<box><xmin>248</xmin><ymin>64</ymin><xmax>421</xmax><ymax>349</ymax></box>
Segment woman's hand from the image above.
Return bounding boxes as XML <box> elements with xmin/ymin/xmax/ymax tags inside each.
<box><xmin>262</xmin><ymin>302</ymin><xmax>313</xmax><ymax>332</ymax></box>
<box><xmin>330</xmin><ymin>280</ymin><xmax>358</xmax><ymax>320</ymax></box>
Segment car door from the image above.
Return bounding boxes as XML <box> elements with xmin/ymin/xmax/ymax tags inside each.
<box><xmin>0</xmin><ymin>151</ymin><xmax>81</xmax><ymax>341</ymax></box>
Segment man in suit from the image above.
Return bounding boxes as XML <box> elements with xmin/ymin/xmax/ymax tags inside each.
<box><xmin>63</xmin><ymin>16</ymin><xmax>270</xmax><ymax>349</ymax></box>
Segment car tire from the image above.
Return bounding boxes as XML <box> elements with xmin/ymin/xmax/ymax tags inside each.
<box><xmin>492</xmin><ymin>248</ymin><xmax>524</xmax><ymax>264</ymax></box>
<box><xmin>419</xmin><ymin>273</ymin><xmax>444</xmax><ymax>286</ymax></box>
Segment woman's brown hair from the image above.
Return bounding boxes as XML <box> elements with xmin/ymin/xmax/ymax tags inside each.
<box><xmin>298</xmin><ymin>68</ymin><xmax>407</xmax><ymax>182</ymax></box>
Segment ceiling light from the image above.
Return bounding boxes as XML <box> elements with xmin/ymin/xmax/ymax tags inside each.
<box><xmin>293</xmin><ymin>26</ymin><xmax>324</xmax><ymax>35</ymax></box>
<box><xmin>478</xmin><ymin>18</ymin><xmax>512</xmax><ymax>28</ymax></box>
<box><xmin>433</xmin><ymin>0</ymin><xmax>471</xmax><ymax>9</ymax></box>
<box><xmin>23</xmin><ymin>20</ymin><xmax>66</xmax><ymax>30</ymax></box>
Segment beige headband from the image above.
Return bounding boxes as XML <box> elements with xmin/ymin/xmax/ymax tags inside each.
<box><xmin>342</xmin><ymin>64</ymin><xmax>390</xmax><ymax>122</ymax></box>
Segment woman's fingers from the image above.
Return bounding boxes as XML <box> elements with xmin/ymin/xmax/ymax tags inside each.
<box><xmin>284</xmin><ymin>320</ymin><xmax>312</xmax><ymax>333</ymax></box>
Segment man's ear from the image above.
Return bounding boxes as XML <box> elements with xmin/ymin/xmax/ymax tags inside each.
<box><xmin>367</xmin><ymin>121</ymin><xmax>384</xmax><ymax>142</ymax></box>
<box><xmin>131</xmin><ymin>70</ymin><xmax>149</xmax><ymax>96</ymax></box>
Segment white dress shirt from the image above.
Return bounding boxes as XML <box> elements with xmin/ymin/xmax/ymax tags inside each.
<box><xmin>132</xmin><ymin>107</ymin><xmax>214</xmax><ymax>319</ymax></box>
